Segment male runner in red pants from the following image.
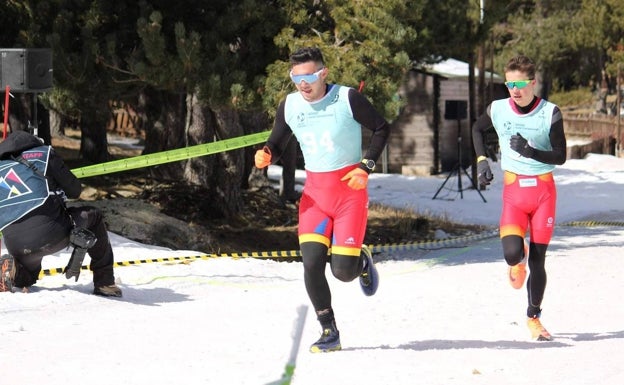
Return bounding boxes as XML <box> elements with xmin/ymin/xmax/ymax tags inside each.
<box><xmin>472</xmin><ymin>55</ymin><xmax>567</xmax><ymax>341</ymax></box>
<box><xmin>255</xmin><ymin>47</ymin><xmax>390</xmax><ymax>352</ymax></box>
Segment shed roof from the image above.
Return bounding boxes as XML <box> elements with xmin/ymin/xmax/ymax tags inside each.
<box><xmin>416</xmin><ymin>58</ymin><xmax>504</xmax><ymax>83</ymax></box>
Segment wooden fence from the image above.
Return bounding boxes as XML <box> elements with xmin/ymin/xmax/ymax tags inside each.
<box><xmin>108</xmin><ymin>101</ymin><xmax>143</xmax><ymax>138</ymax></box>
<box><xmin>564</xmin><ymin>114</ymin><xmax>622</xmax><ymax>159</ymax></box>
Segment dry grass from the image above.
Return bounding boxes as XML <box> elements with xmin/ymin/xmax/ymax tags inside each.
<box><xmin>365</xmin><ymin>202</ymin><xmax>487</xmax><ymax>246</ymax></box>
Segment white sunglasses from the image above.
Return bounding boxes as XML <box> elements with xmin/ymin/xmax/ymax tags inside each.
<box><xmin>290</xmin><ymin>68</ymin><xmax>324</xmax><ymax>84</ymax></box>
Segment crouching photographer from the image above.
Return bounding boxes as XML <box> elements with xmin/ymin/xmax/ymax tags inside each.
<box><xmin>0</xmin><ymin>130</ymin><xmax>121</xmax><ymax>297</ymax></box>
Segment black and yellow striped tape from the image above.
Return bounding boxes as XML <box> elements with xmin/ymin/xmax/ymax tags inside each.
<box><xmin>39</xmin><ymin>230</ymin><xmax>500</xmax><ymax>278</ymax></box>
<box><xmin>562</xmin><ymin>220</ymin><xmax>624</xmax><ymax>227</ymax></box>
<box><xmin>37</xmin><ymin>219</ymin><xmax>624</xmax><ymax>279</ymax></box>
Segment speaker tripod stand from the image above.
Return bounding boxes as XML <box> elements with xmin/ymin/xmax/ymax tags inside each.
<box><xmin>432</xmin><ymin>119</ymin><xmax>487</xmax><ymax>202</ymax></box>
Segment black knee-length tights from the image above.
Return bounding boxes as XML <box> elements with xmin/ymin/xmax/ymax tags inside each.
<box><xmin>300</xmin><ymin>241</ymin><xmax>364</xmax><ymax>314</ymax></box>
<box><xmin>502</xmin><ymin>234</ymin><xmax>548</xmax><ymax>318</ymax></box>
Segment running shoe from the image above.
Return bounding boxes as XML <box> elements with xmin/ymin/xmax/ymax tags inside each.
<box><xmin>94</xmin><ymin>284</ymin><xmax>123</xmax><ymax>297</ymax></box>
<box><xmin>527</xmin><ymin>317</ymin><xmax>552</xmax><ymax>341</ymax></box>
<box><xmin>359</xmin><ymin>245</ymin><xmax>379</xmax><ymax>296</ymax></box>
<box><xmin>508</xmin><ymin>240</ymin><xmax>529</xmax><ymax>289</ymax></box>
<box><xmin>0</xmin><ymin>254</ymin><xmax>16</xmax><ymax>293</ymax></box>
<box><xmin>310</xmin><ymin>327</ymin><xmax>341</xmax><ymax>353</ymax></box>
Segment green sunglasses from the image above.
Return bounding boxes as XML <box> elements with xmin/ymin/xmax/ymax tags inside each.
<box><xmin>505</xmin><ymin>79</ymin><xmax>533</xmax><ymax>89</ymax></box>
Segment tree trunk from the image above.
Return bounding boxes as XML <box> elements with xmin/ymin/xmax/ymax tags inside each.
<box><xmin>140</xmin><ymin>88</ymin><xmax>247</xmax><ymax>218</ymax></box>
<box><xmin>49</xmin><ymin>108</ymin><xmax>65</xmax><ymax>138</ymax></box>
<box><xmin>36</xmin><ymin>100</ymin><xmax>51</xmax><ymax>145</ymax></box>
<box><xmin>210</xmin><ymin>107</ymin><xmax>245</xmax><ymax>217</ymax></box>
<box><xmin>7</xmin><ymin>94</ymin><xmax>51</xmax><ymax>144</ymax></box>
<box><xmin>240</xmin><ymin>110</ymin><xmax>271</xmax><ymax>190</ymax></box>
<box><xmin>184</xmin><ymin>92</ymin><xmax>215</xmax><ymax>185</ymax></box>
<box><xmin>79</xmin><ymin>101</ymin><xmax>110</xmax><ymax>163</ymax></box>
<box><xmin>7</xmin><ymin>94</ymin><xmax>29</xmax><ymax>135</ymax></box>
<box><xmin>141</xmin><ymin>88</ymin><xmax>186</xmax><ymax>181</ymax></box>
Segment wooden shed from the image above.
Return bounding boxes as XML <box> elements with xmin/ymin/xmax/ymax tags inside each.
<box><xmin>384</xmin><ymin>59</ymin><xmax>506</xmax><ymax>175</ymax></box>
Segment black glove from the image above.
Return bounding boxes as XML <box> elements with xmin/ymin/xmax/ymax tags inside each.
<box><xmin>510</xmin><ymin>133</ymin><xmax>535</xmax><ymax>158</ymax></box>
<box><xmin>477</xmin><ymin>159</ymin><xmax>494</xmax><ymax>185</ymax></box>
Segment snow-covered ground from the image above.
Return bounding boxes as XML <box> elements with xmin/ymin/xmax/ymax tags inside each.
<box><xmin>1</xmin><ymin>153</ymin><xmax>623</xmax><ymax>385</ymax></box>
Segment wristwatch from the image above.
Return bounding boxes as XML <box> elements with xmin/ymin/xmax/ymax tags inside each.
<box><xmin>361</xmin><ymin>159</ymin><xmax>375</xmax><ymax>173</ymax></box>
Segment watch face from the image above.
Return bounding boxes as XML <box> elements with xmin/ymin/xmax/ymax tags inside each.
<box><xmin>365</xmin><ymin>159</ymin><xmax>375</xmax><ymax>170</ymax></box>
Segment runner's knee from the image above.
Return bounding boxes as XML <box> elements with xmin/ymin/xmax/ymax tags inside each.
<box><xmin>330</xmin><ymin>254</ymin><xmax>360</xmax><ymax>282</ymax></box>
<box><xmin>502</xmin><ymin>235</ymin><xmax>525</xmax><ymax>265</ymax></box>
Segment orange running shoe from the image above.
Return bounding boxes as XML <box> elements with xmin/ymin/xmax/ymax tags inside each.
<box><xmin>527</xmin><ymin>317</ymin><xmax>552</xmax><ymax>341</ymax></box>
<box><xmin>508</xmin><ymin>240</ymin><xmax>529</xmax><ymax>289</ymax></box>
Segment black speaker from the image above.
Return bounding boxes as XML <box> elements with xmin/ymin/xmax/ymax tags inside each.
<box><xmin>444</xmin><ymin>100</ymin><xmax>467</xmax><ymax>120</ymax></box>
<box><xmin>0</xmin><ymin>48</ymin><xmax>53</xmax><ymax>92</ymax></box>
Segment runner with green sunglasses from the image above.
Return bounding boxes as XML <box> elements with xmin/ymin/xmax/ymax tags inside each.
<box><xmin>472</xmin><ymin>55</ymin><xmax>567</xmax><ymax>342</ymax></box>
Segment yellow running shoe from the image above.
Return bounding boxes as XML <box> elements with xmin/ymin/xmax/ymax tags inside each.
<box><xmin>527</xmin><ymin>317</ymin><xmax>552</xmax><ymax>341</ymax></box>
<box><xmin>359</xmin><ymin>245</ymin><xmax>379</xmax><ymax>296</ymax></box>
<box><xmin>508</xmin><ymin>240</ymin><xmax>529</xmax><ymax>289</ymax></box>
<box><xmin>309</xmin><ymin>327</ymin><xmax>341</xmax><ymax>353</ymax></box>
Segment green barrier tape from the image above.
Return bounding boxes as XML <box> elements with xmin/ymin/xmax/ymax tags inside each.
<box><xmin>71</xmin><ymin>130</ymin><xmax>270</xmax><ymax>178</ymax></box>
